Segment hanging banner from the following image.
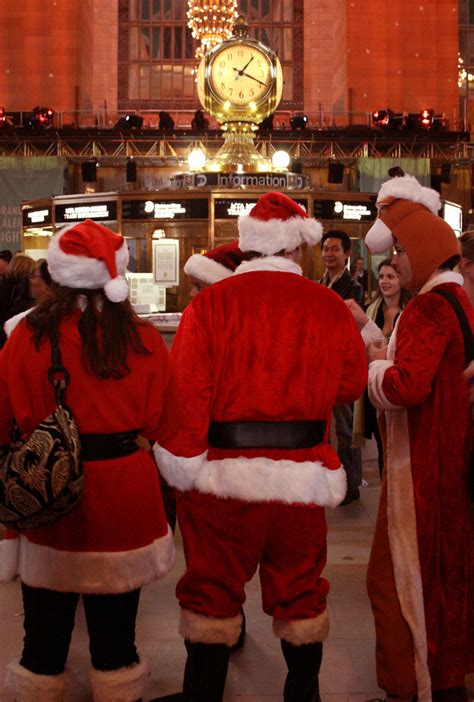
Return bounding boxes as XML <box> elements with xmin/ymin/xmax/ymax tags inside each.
<box><xmin>0</xmin><ymin>157</ymin><xmax>65</xmax><ymax>251</ymax></box>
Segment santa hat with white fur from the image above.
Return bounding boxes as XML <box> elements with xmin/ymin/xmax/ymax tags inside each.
<box><xmin>47</xmin><ymin>219</ymin><xmax>129</xmax><ymax>302</ymax></box>
<box><xmin>238</xmin><ymin>192</ymin><xmax>323</xmax><ymax>255</ymax></box>
<box><xmin>184</xmin><ymin>240</ymin><xmax>248</xmax><ymax>285</ymax></box>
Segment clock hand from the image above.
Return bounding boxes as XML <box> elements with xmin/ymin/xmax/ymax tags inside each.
<box><xmin>242</xmin><ymin>72</ymin><xmax>268</xmax><ymax>88</ymax></box>
<box><xmin>241</xmin><ymin>56</ymin><xmax>254</xmax><ymax>73</ymax></box>
<box><xmin>233</xmin><ymin>56</ymin><xmax>255</xmax><ymax>80</ymax></box>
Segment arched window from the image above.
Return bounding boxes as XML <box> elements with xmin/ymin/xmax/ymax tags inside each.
<box><xmin>118</xmin><ymin>0</ymin><xmax>303</xmax><ymax>111</ymax></box>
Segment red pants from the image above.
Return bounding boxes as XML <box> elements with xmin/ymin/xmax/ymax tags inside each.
<box><xmin>176</xmin><ymin>490</ymin><xmax>329</xmax><ymax>622</ymax></box>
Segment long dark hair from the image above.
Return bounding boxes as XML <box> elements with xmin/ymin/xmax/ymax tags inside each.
<box><xmin>27</xmin><ymin>287</ymin><xmax>151</xmax><ymax>379</ymax></box>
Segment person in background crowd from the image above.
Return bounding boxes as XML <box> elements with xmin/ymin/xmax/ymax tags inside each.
<box><xmin>0</xmin><ymin>219</ymin><xmax>175</xmax><ymax>702</ymax></box>
<box><xmin>9</xmin><ymin>258</ymin><xmax>52</xmax><ymax>318</ymax></box>
<box><xmin>351</xmin><ymin>255</ymin><xmax>375</xmax><ymax>301</ymax></box>
<box><xmin>459</xmin><ymin>230</ymin><xmax>474</xmax><ymax>306</ymax></box>
<box><xmin>320</xmin><ymin>230</ymin><xmax>364</xmax><ymax>504</ymax></box>
<box><xmin>353</xmin><ymin>259</ymin><xmax>412</xmax><ymax>477</ymax></box>
<box><xmin>0</xmin><ymin>254</ymin><xmax>36</xmax><ymax>347</ymax></box>
<box><xmin>154</xmin><ymin>193</ymin><xmax>367</xmax><ymax>702</ymax></box>
<box><xmin>363</xmin><ymin>173</ymin><xmax>473</xmax><ymax>701</ymax></box>
<box><xmin>0</xmin><ymin>249</ymin><xmax>12</xmax><ymax>277</ymax></box>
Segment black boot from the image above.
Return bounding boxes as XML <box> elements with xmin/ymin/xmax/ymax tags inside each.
<box><xmin>281</xmin><ymin>639</ymin><xmax>323</xmax><ymax>702</ymax></box>
<box><xmin>151</xmin><ymin>641</ymin><xmax>230</xmax><ymax>702</ymax></box>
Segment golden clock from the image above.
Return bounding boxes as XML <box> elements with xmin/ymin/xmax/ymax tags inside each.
<box><xmin>197</xmin><ymin>15</ymin><xmax>283</xmax><ymax>130</ymax></box>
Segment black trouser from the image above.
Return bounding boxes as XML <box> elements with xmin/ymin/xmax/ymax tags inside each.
<box><xmin>20</xmin><ymin>582</ymin><xmax>141</xmax><ymax>675</ymax></box>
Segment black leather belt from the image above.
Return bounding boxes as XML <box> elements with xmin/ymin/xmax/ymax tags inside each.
<box><xmin>208</xmin><ymin>420</ymin><xmax>326</xmax><ymax>450</ymax></box>
<box><xmin>79</xmin><ymin>430</ymin><xmax>140</xmax><ymax>462</ymax></box>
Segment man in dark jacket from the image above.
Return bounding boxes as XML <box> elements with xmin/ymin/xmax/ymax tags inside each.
<box><xmin>320</xmin><ymin>230</ymin><xmax>364</xmax><ymax>504</ymax></box>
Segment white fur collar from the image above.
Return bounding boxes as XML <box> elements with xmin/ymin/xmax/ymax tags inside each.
<box><xmin>234</xmin><ymin>256</ymin><xmax>302</xmax><ymax>276</ymax></box>
<box><xmin>419</xmin><ymin>270</ymin><xmax>464</xmax><ymax>295</ymax></box>
<box><xmin>4</xmin><ymin>308</ymin><xmax>32</xmax><ymax>337</ymax></box>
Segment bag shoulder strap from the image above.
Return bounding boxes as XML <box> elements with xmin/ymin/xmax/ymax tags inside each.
<box><xmin>47</xmin><ymin>329</ymin><xmax>70</xmax><ymax>406</ymax></box>
<box><xmin>430</xmin><ymin>288</ymin><xmax>474</xmax><ymax>366</ymax></box>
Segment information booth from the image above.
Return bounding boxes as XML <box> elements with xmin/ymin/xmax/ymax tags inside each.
<box><xmin>22</xmin><ymin>187</ymin><xmax>385</xmax><ymax>314</ymax></box>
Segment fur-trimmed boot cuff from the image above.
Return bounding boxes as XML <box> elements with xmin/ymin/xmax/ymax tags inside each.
<box><xmin>4</xmin><ymin>659</ymin><xmax>71</xmax><ymax>701</ymax></box>
<box><xmin>90</xmin><ymin>659</ymin><xmax>151</xmax><ymax>701</ymax></box>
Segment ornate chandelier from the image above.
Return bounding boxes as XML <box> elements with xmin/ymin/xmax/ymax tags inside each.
<box><xmin>187</xmin><ymin>0</ymin><xmax>239</xmax><ymax>60</ymax></box>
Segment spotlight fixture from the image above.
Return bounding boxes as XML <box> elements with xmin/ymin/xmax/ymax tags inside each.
<box><xmin>159</xmin><ymin>111</ymin><xmax>175</xmax><ymax>131</ymax></box>
<box><xmin>114</xmin><ymin>114</ymin><xmax>143</xmax><ymax>130</ymax></box>
<box><xmin>81</xmin><ymin>158</ymin><xmax>98</xmax><ymax>183</ymax></box>
<box><xmin>259</xmin><ymin>115</ymin><xmax>274</xmax><ymax>131</ymax></box>
<box><xmin>371</xmin><ymin>109</ymin><xmax>405</xmax><ymax>130</ymax></box>
<box><xmin>29</xmin><ymin>106</ymin><xmax>55</xmax><ymax>129</ymax></box>
<box><xmin>0</xmin><ymin>107</ymin><xmax>6</xmax><ymax>126</ymax></box>
<box><xmin>191</xmin><ymin>109</ymin><xmax>209</xmax><ymax>131</ymax></box>
<box><xmin>126</xmin><ymin>157</ymin><xmax>137</xmax><ymax>183</ymax></box>
<box><xmin>289</xmin><ymin>114</ymin><xmax>308</xmax><ymax>130</ymax></box>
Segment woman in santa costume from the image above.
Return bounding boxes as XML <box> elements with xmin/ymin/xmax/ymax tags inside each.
<box><xmin>361</xmin><ymin>174</ymin><xmax>474</xmax><ymax>701</ymax></box>
<box><xmin>154</xmin><ymin>192</ymin><xmax>367</xmax><ymax>702</ymax></box>
<box><xmin>0</xmin><ymin>220</ymin><xmax>175</xmax><ymax>701</ymax></box>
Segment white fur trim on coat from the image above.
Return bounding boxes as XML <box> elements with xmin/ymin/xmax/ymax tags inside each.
<box><xmin>273</xmin><ymin>608</ymin><xmax>329</xmax><ymax>644</ymax></box>
<box><xmin>368</xmin><ymin>359</ymin><xmax>402</xmax><ymax>410</ymax></box>
<box><xmin>179</xmin><ymin>608</ymin><xmax>243</xmax><ymax>647</ymax></box>
<box><xmin>4</xmin><ymin>308</ymin><xmax>32</xmax><ymax>338</ymax></box>
<box><xmin>385</xmin><ymin>406</ymin><xmax>431</xmax><ymax>700</ymax></box>
<box><xmin>0</xmin><ymin>528</ymin><xmax>175</xmax><ymax>593</ymax></box>
<box><xmin>5</xmin><ymin>659</ymin><xmax>72</xmax><ymax>701</ymax></box>
<box><xmin>376</xmin><ymin>174</ymin><xmax>441</xmax><ymax>216</ymax></box>
<box><xmin>238</xmin><ymin>215</ymin><xmax>323</xmax><ymax>255</ymax></box>
<box><xmin>154</xmin><ymin>444</ymin><xmax>347</xmax><ymax>508</ymax></box>
<box><xmin>234</xmin><ymin>256</ymin><xmax>302</xmax><ymax>276</ymax></box>
<box><xmin>90</xmin><ymin>659</ymin><xmax>150</xmax><ymax>702</ymax></box>
<box><xmin>47</xmin><ymin>224</ymin><xmax>129</xmax><ymax>291</ymax></box>
<box><xmin>364</xmin><ymin>218</ymin><xmax>395</xmax><ymax>254</ymax></box>
<box><xmin>184</xmin><ymin>253</ymin><xmax>234</xmax><ymax>285</ymax></box>
<box><xmin>419</xmin><ymin>269</ymin><xmax>464</xmax><ymax>294</ymax></box>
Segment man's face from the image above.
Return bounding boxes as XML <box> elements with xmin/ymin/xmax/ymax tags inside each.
<box><xmin>321</xmin><ymin>238</ymin><xmax>348</xmax><ymax>272</ymax></box>
<box><xmin>0</xmin><ymin>259</ymin><xmax>8</xmax><ymax>274</ymax></box>
<box><xmin>355</xmin><ymin>258</ymin><xmax>365</xmax><ymax>272</ymax></box>
<box><xmin>391</xmin><ymin>241</ymin><xmax>413</xmax><ymax>288</ymax></box>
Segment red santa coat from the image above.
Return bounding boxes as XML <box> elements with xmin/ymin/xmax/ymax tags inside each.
<box><xmin>0</xmin><ymin>309</ymin><xmax>175</xmax><ymax>594</ymax></box>
<box><xmin>156</xmin><ymin>257</ymin><xmax>368</xmax><ymax>508</ymax></box>
<box><xmin>368</xmin><ymin>272</ymin><xmax>474</xmax><ymax>698</ymax></box>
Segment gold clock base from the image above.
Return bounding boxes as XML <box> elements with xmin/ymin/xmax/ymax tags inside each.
<box><xmin>207</xmin><ymin>128</ymin><xmax>271</xmax><ymax>172</ymax></box>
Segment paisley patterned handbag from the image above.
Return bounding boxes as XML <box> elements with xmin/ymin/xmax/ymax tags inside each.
<box><xmin>0</xmin><ymin>330</ymin><xmax>84</xmax><ymax>530</ymax></box>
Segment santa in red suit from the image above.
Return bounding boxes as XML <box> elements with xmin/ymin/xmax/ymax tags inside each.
<box><xmin>155</xmin><ymin>192</ymin><xmax>367</xmax><ymax>702</ymax></box>
<box><xmin>363</xmin><ymin>174</ymin><xmax>474</xmax><ymax>702</ymax></box>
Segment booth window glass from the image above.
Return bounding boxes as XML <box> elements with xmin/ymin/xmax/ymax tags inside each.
<box><xmin>120</xmin><ymin>0</ymin><xmax>303</xmax><ymax>110</ymax></box>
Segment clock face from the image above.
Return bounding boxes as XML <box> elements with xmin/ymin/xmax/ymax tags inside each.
<box><xmin>209</xmin><ymin>44</ymin><xmax>272</xmax><ymax>106</ymax></box>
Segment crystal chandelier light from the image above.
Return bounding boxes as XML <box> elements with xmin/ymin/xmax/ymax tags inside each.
<box><xmin>187</xmin><ymin>0</ymin><xmax>239</xmax><ymax>60</ymax></box>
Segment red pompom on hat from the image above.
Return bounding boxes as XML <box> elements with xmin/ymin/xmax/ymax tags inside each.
<box><xmin>47</xmin><ymin>219</ymin><xmax>130</xmax><ymax>302</ymax></box>
<box><xmin>184</xmin><ymin>240</ymin><xmax>249</xmax><ymax>285</ymax></box>
<box><xmin>238</xmin><ymin>191</ymin><xmax>323</xmax><ymax>255</ymax></box>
